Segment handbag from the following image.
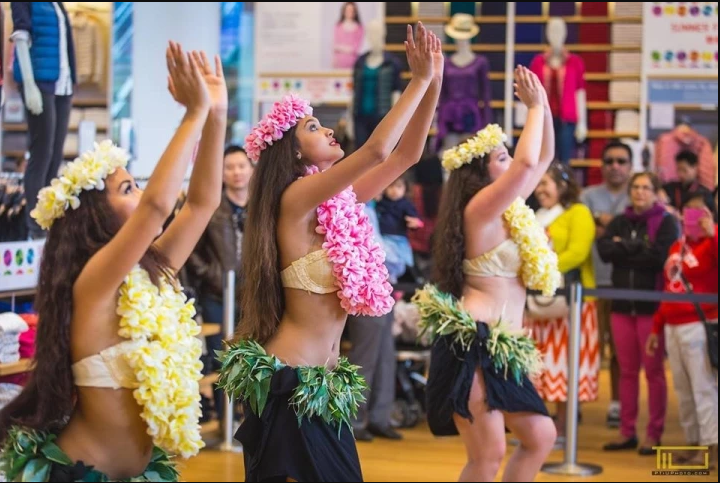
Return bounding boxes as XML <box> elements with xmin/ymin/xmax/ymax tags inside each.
<box><xmin>679</xmin><ymin>273</ymin><xmax>718</xmax><ymax>370</ymax></box>
<box><xmin>526</xmin><ymin>205</ymin><xmax>573</xmax><ymax>320</ymax></box>
<box><xmin>526</xmin><ymin>269</ymin><xmax>580</xmax><ymax>320</ymax></box>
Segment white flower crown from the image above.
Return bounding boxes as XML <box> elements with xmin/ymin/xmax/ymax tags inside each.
<box><xmin>31</xmin><ymin>140</ymin><xmax>130</xmax><ymax>230</ymax></box>
<box><xmin>441</xmin><ymin>124</ymin><xmax>508</xmax><ymax>171</ymax></box>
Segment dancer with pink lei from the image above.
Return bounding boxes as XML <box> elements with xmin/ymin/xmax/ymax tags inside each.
<box><xmin>217</xmin><ymin>23</ymin><xmax>442</xmax><ymax>482</ymax></box>
<box><xmin>413</xmin><ymin>65</ymin><xmax>559</xmax><ymax>482</ymax></box>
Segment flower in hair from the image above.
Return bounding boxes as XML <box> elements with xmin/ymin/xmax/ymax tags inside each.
<box><xmin>441</xmin><ymin>124</ymin><xmax>507</xmax><ymax>171</ymax></box>
<box><xmin>244</xmin><ymin>94</ymin><xmax>313</xmax><ymax>162</ymax></box>
<box><xmin>31</xmin><ymin>140</ymin><xmax>129</xmax><ymax>230</ymax></box>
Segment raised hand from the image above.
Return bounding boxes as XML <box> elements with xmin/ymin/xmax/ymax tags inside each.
<box><xmin>405</xmin><ymin>22</ymin><xmax>433</xmax><ymax>82</ymax></box>
<box><xmin>514</xmin><ymin>65</ymin><xmax>543</xmax><ymax>108</ymax></box>
<box><xmin>166</xmin><ymin>41</ymin><xmax>211</xmax><ymax>114</ymax></box>
<box><xmin>191</xmin><ymin>51</ymin><xmax>228</xmax><ymax>113</ymax></box>
<box><xmin>699</xmin><ymin>207</ymin><xmax>715</xmax><ymax>238</ymax></box>
<box><xmin>429</xmin><ymin>31</ymin><xmax>444</xmax><ymax>83</ymax></box>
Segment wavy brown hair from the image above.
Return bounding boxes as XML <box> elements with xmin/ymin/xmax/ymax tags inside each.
<box><xmin>235</xmin><ymin>126</ymin><xmax>305</xmax><ymax>345</ymax></box>
<box><xmin>432</xmin><ymin>154</ymin><xmax>491</xmax><ymax>299</ymax></box>
<box><xmin>545</xmin><ymin>162</ymin><xmax>581</xmax><ymax>208</ymax></box>
<box><xmin>0</xmin><ymin>188</ymin><xmax>171</xmax><ymax>442</ymax></box>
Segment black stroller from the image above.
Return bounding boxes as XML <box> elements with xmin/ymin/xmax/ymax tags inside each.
<box><xmin>391</xmin><ymin>280</ymin><xmax>431</xmax><ymax>429</ymax></box>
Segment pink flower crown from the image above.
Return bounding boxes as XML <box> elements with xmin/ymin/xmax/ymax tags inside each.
<box><xmin>244</xmin><ymin>94</ymin><xmax>313</xmax><ymax>162</ymax></box>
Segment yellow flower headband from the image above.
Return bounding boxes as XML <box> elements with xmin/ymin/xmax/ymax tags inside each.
<box><xmin>441</xmin><ymin>124</ymin><xmax>508</xmax><ymax>171</ymax></box>
<box><xmin>31</xmin><ymin>140</ymin><xmax>129</xmax><ymax>230</ymax></box>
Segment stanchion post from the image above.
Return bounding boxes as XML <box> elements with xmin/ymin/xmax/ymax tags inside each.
<box><xmin>219</xmin><ymin>270</ymin><xmax>243</xmax><ymax>453</ymax></box>
<box><xmin>542</xmin><ymin>282</ymin><xmax>602</xmax><ymax>476</ymax></box>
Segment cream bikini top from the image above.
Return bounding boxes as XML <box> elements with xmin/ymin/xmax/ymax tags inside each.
<box><xmin>280</xmin><ymin>249</ymin><xmax>338</xmax><ymax>294</ymax></box>
<box><xmin>463</xmin><ymin>238</ymin><xmax>522</xmax><ymax>278</ymax></box>
<box><xmin>72</xmin><ymin>340</ymin><xmax>141</xmax><ymax>390</ymax></box>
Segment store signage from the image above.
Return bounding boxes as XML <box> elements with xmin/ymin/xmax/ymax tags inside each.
<box><xmin>254</xmin><ymin>2</ymin><xmax>384</xmax><ymax>103</ymax></box>
<box><xmin>648</xmin><ymin>79</ymin><xmax>718</xmax><ymax>104</ymax></box>
<box><xmin>0</xmin><ymin>240</ymin><xmax>45</xmax><ymax>293</ymax></box>
<box><xmin>643</xmin><ymin>2</ymin><xmax>719</xmax><ymax>76</ymax></box>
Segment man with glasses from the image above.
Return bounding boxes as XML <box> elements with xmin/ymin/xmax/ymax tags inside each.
<box><xmin>580</xmin><ymin>141</ymin><xmax>633</xmax><ymax>429</ymax></box>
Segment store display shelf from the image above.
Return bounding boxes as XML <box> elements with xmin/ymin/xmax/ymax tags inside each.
<box><xmin>401</xmin><ymin>72</ymin><xmax>641</xmax><ymax>82</ymax></box>
<box><xmin>73</xmin><ymin>97</ymin><xmax>108</xmax><ymax>108</ymax></box>
<box><xmin>586</xmin><ymin>73</ymin><xmax>641</xmax><ymax>81</ymax></box>
<box><xmin>258</xmin><ymin>71</ymin><xmax>352</xmax><ymax>78</ymax></box>
<box><xmin>2</xmin><ymin>150</ymin><xmax>80</xmax><ymax>159</ymax></box>
<box><xmin>2</xmin><ymin>124</ymin><xmax>108</xmax><ymax>133</ymax></box>
<box><xmin>570</xmin><ymin>159</ymin><xmax>603</xmax><ymax>168</ymax></box>
<box><xmin>401</xmin><ymin>71</ymin><xmax>506</xmax><ymax>81</ymax></box>
<box><xmin>200</xmin><ymin>323</ymin><xmax>222</xmax><ymax>337</ymax></box>
<box><xmin>587</xmin><ymin>102</ymin><xmax>641</xmax><ymax>110</ymax></box>
<box><xmin>512</xmin><ymin>129</ymin><xmax>639</xmax><ymax>139</ymax></box>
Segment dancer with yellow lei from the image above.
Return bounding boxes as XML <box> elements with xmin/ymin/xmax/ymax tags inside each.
<box><xmin>0</xmin><ymin>42</ymin><xmax>226</xmax><ymax>481</ymax></box>
<box><xmin>422</xmin><ymin>65</ymin><xmax>560</xmax><ymax>482</ymax></box>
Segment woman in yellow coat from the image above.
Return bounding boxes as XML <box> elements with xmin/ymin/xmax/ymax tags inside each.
<box><xmin>526</xmin><ymin>163</ymin><xmax>600</xmax><ymax>443</ymax></box>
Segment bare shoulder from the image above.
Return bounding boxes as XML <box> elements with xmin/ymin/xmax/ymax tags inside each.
<box><xmin>277</xmin><ymin>195</ymin><xmax>322</xmax><ymax>269</ymax></box>
<box><xmin>70</xmin><ymin>285</ymin><xmax>125</xmax><ymax>362</ymax></box>
<box><xmin>463</xmin><ymin>209</ymin><xmax>509</xmax><ymax>257</ymax></box>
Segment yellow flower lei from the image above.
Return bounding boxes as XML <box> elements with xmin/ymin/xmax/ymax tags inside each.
<box><xmin>441</xmin><ymin>124</ymin><xmax>507</xmax><ymax>171</ymax></box>
<box><xmin>116</xmin><ymin>266</ymin><xmax>205</xmax><ymax>459</ymax></box>
<box><xmin>503</xmin><ymin>197</ymin><xmax>562</xmax><ymax>297</ymax></box>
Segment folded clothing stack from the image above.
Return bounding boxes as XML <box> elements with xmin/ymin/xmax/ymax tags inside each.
<box><xmin>0</xmin><ymin>313</ymin><xmax>29</xmax><ymax>364</ymax></box>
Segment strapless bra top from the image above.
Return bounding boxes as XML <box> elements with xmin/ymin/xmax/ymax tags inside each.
<box><xmin>463</xmin><ymin>238</ymin><xmax>522</xmax><ymax>278</ymax></box>
<box><xmin>280</xmin><ymin>249</ymin><xmax>338</xmax><ymax>294</ymax></box>
<box><xmin>72</xmin><ymin>340</ymin><xmax>142</xmax><ymax>390</ymax></box>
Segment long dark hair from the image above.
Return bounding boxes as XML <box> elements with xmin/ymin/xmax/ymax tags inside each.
<box><xmin>235</xmin><ymin>126</ymin><xmax>305</xmax><ymax>345</ymax></box>
<box><xmin>0</xmin><ymin>189</ymin><xmax>171</xmax><ymax>442</ymax></box>
<box><xmin>433</xmin><ymin>155</ymin><xmax>491</xmax><ymax>299</ymax></box>
<box><xmin>338</xmin><ymin>2</ymin><xmax>361</xmax><ymax>25</ymax></box>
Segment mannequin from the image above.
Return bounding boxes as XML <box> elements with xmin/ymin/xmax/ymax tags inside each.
<box><xmin>435</xmin><ymin>13</ymin><xmax>491</xmax><ymax>151</ymax></box>
<box><xmin>529</xmin><ymin>17</ymin><xmax>587</xmax><ymax>165</ymax></box>
<box><xmin>347</xmin><ymin>19</ymin><xmax>402</xmax><ymax>149</ymax></box>
<box><xmin>11</xmin><ymin>2</ymin><xmax>76</xmax><ymax>239</ymax></box>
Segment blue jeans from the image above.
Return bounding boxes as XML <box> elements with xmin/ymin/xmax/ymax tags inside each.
<box><xmin>554</xmin><ymin>118</ymin><xmax>577</xmax><ymax>165</ymax></box>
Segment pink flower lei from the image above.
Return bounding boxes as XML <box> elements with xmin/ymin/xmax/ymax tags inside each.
<box><xmin>304</xmin><ymin>165</ymin><xmax>395</xmax><ymax>317</ymax></box>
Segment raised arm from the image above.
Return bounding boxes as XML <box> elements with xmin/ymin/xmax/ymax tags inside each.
<box><xmin>352</xmin><ymin>31</ymin><xmax>444</xmax><ymax>203</ymax></box>
<box><xmin>519</xmin><ymin>84</ymin><xmax>556</xmax><ymax>199</ymax></box>
<box><xmin>465</xmin><ymin>66</ymin><xmax>547</xmax><ymax>222</ymax></box>
<box><xmin>75</xmin><ymin>42</ymin><xmax>210</xmax><ymax>300</ymax></box>
<box><xmin>155</xmin><ymin>51</ymin><xmax>228</xmax><ymax>270</ymax></box>
<box><xmin>282</xmin><ymin>23</ymin><xmax>433</xmax><ymax>218</ymax></box>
